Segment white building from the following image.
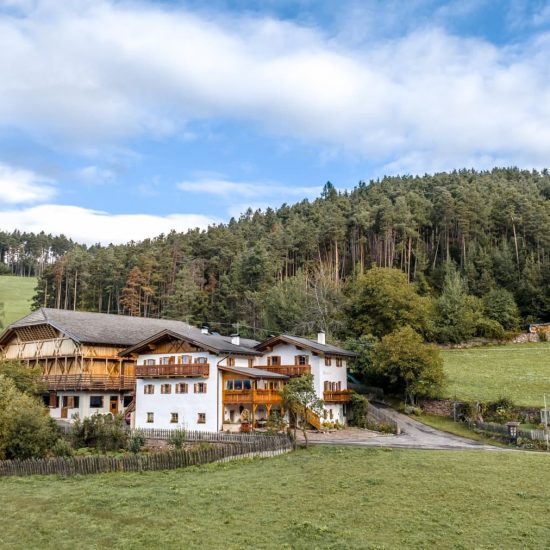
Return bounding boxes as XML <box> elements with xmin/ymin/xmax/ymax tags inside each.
<box><xmin>122</xmin><ymin>328</ymin><xmax>356</xmax><ymax>432</ymax></box>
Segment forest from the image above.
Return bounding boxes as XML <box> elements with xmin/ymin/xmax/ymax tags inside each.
<box><xmin>1</xmin><ymin>167</ymin><xmax>549</xmax><ymax>344</ymax></box>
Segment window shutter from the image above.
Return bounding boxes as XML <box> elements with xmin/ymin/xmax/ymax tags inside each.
<box><xmin>294</xmin><ymin>355</ymin><xmax>300</xmax><ymax>365</ymax></box>
<box><xmin>194</xmin><ymin>383</ymin><xmax>198</xmax><ymax>393</ymax></box>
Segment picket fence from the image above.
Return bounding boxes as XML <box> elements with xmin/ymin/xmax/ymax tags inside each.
<box><xmin>0</xmin><ymin>434</ymin><xmax>292</xmax><ymax>477</ymax></box>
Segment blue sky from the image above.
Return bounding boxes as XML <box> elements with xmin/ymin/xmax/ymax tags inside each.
<box><xmin>1</xmin><ymin>0</ymin><xmax>550</xmax><ymax>244</ymax></box>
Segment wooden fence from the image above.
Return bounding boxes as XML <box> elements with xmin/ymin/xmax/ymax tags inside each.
<box><xmin>469</xmin><ymin>420</ymin><xmax>549</xmax><ymax>442</ymax></box>
<box><xmin>0</xmin><ymin>434</ymin><xmax>292</xmax><ymax>477</ymax></box>
<box><xmin>367</xmin><ymin>403</ymin><xmax>401</xmax><ymax>435</ymax></box>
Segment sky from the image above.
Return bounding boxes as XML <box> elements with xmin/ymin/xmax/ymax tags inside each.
<box><xmin>1</xmin><ymin>0</ymin><xmax>550</xmax><ymax>245</ymax></box>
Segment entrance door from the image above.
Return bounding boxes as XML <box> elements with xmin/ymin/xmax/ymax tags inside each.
<box><xmin>110</xmin><ymin>396</ymin><xmax>119</xmax><ymax>415</ymax></box>
<box><xmin>60</xmin><ymin>407</ymin><xmax>68</xmax><ymax>419</ymax></box>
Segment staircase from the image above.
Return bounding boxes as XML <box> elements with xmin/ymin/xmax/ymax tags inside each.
<box><xmin>305</xmin><ymin>408</ymin><xmax>322</xmax><ymax>430</ymax></box>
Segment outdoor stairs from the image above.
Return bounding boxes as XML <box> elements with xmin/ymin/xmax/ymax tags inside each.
<box><xmin>305</xmin><ymin>408</ymin><xmax>322</xmax><ymax>430</ymax></box>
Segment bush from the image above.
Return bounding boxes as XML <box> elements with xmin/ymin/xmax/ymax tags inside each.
<box><xmin>266</xmin><ymin>411</ymin><xmax>287</xmax><ymax>434</ymax></box>
<box><xmin>167</xmin><ymin>430</ymin><xmax>186</xmax><ymax>450</ymax></box>
<box><xmin>128</xmin><ymin>430</ymin><xmax>146</xmax><ymax>454</ymax></box>
<box><xmin>51</xmin><ymin>438</ymin><xmax>74</xmax><ymax>457</ymax></box>
<box><xmin>348</xmin><ymin>393</ymin><xmax>369</xmax><ymax>428</ymax></box>
<box><xmin>72</xmin><ymin>413</ymin><xmax>128</xmax><ymax>452</ymax></box>
<box><xmin>0</xmin><ymin>375</ymin><xmax>62</xmax><ymax>459</ymax></box>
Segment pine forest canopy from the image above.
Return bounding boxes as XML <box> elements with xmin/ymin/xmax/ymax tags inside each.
<box><xmin>1</xmin><ymin>167</ymin><xmax>549</xmax><ymax>341</ymax></box>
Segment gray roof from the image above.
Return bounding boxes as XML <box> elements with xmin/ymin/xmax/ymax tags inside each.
<box><xmin>255</xmin><ymin>334</ymin><xmax>357</xmax><ymax>357</ymax></box>
<box><xmin>0</xmin><ymin>308</ymin><xmax>258</xmax><ymax>354</ymax></box>
<box><xmin>218</xmin><ymin>365</ymin><xmax>288</xmax><ymax>379</ymax></box>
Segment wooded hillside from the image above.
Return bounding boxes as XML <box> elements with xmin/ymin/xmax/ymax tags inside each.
<box><xmin>2</xmin><ymin>168</ymin><xmax>549</xmax><ymax>340</ymax></box>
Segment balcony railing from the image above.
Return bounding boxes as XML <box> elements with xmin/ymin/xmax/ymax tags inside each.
<box><xmin>136</xmin><ymin>364</ymin><xmax>210</xmax><ymax>378</ymax></box>
<box><xmin>323</xmin><ymin>389</ymin><xmax>352</xmax><ymax>402</ymax></box>
<box><xmin>223</xmin><ymin>389</ymin><xmax>283</xmax><ymax>405</ymax></box>
<box><xmin>259</xmin><ymin>365</ymin><xmax>311</xmax><ymax>377</ymax></box>
<box><xmin>43</xmin><ymin>375</ymin><xmax>135</xmax><ymax>391</ymax></box>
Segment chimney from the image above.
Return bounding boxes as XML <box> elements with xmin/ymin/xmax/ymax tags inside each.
<box><xmin>201</xmin><ymin>326</ymin><xmax>209</xmax><ymax>335</ymax></box>
<box><xmin>231</xmin><ymin>333</ymin><xmax>240</xmax><ymax>346</ymax></box>
<box><xmin>317</xmin><ymin>331</ymin><xmax>325</xmax><ymax>345</ymax></box>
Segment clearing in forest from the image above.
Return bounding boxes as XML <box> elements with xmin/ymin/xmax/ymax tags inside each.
<box><xmin>0</xmin><ymin>276</ymin><xmax>36</xmax><ymax>328</ymax></box>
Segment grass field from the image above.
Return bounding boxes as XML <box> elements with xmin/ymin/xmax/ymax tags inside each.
<box><xmin>442</xmin><ymin>343</ymin><xmax>550</xmax><ymax>407</ymax></box>
<box><xmin>0</xmin><ymin>275</ymin><xmax>36</xmax><ymax>327</ymax></box>
<box><xmin>0</xmin><ymin>446</ymin><xmax>549</xmax><ymax>549</ymax></box>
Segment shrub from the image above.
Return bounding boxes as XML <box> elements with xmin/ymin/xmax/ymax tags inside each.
<box><xmin>128</xmin><ymin>430</ymin><xmax>146</xmax><ymax>454</ymax></box>
<box><xmin>266</xmin><ymin>411</ymin><xmax>287</xmax><ymax>434</ymax></box>
<box><xmin>0</xmin><ymin>375</ymin><xmax>62</xmax><ymax>459</ymax></box>
<box><xmin>167</xmin><ymin>430</ymin><xmax>186</xmax><ymax>450</ymax></box>
<box><xmin>348</xmin><ymin>393</ymin><xmax>369</xmax><ymax>428</ymax></box>
<box><xmin>72</xmin><ymin>413</ymin><xmax>128</xmax><ymax>452</ymax></box>
<box><xmin>51</xmin><ymin>438</ymin><xmax>74</xmax><ymax>457</ymax></box>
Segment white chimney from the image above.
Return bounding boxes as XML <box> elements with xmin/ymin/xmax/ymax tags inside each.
<box><xmin>231</xmin><ymin>333</ymin><xmax>240</xmax><ymax>346</ymax></box>
<box><xmin>201</xmin><ymin>326</ymin><xmax>209</xmax><ymax>335</ymax></box>
<box><xmin>317</xmin><ymin>331</ymin><xmax>325</xmax><ymax>345</ymax></box>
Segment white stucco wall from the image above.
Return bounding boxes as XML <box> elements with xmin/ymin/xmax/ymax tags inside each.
<box><xmin>49</xmin><ymin>391</ymin><xmax>129</xmax><ymax>421</ymax></box>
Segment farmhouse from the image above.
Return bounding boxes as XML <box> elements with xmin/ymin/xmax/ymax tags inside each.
<box><xmin>0</xmin><ymin>308</ymin><xmax>211</xmax><ymax>420</ymax></box>
<box><xmin>122</xmin><ymin>329</ymin><xmax>355</xmax><ymax>431</ymax></box>
<box><xmin>0</xmin><ymin>308</ymin><xmax>356</xmax><ymax>431</ymax></box>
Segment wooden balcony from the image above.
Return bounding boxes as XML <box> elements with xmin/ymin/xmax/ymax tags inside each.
<box><xmin>136</xmin><ymin>364</ymin><xmax>209</xmax><ymax>378</ymax></box>
<box><xmin>260</xmin><ymin>365</ymin><xmax>311</xmax><ymax>377</ymax></box>
<box><xmin>323</xmin><ymin>389</ymin><xmax>352</xmax><ymax>402</ymax></box>
<box><xmin>43</xmin><ymin>375</ymin><xmax>135</xmax><ymax>391</ymax></box>
<box><xmin>223</xmin><ymin>389</ymin><xmax>283</xmax><ymax>405</ymax></box>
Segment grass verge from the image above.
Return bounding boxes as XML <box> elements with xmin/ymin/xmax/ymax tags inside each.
<box><xmin>1</xmin><ymin>446</ymin><xmax>550</xmax><ymax>549</ymax></box>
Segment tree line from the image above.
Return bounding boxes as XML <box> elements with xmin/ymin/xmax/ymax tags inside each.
<box><xmin>1</xmin><ymin>167</ymin><xmax>548</xmax><ymax>341</ymax></box>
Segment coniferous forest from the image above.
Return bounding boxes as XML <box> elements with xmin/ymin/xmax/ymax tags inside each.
<box><xmin>1</xmin><ymin>168</ymin><xmax>549</xmax><ymax>343</ymax></box>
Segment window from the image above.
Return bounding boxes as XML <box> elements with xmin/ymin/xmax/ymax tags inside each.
<box><xmin>225</xmin><ymin>380</ymin><xmax>234</xmax><ymax>390</ymax></box>
<box><xmin>336</xmin><ymin>358</ymin><xmax>343</xmax><ymax>367</ymax></box>
<box><xmin>295</xmin><ymin>355</ymin><xmax>309</xmax><ymax>366</ymax></box>
<box><xmin>324</xmin><ymin>357</ymin><xmax>332</xmax><ymax>366</ymax></box>
<box><xmin>234</xmin><ymin>380</ymin><xmax>242</xmax><ymax>390</ymax></box>
<box><xmin>243</xmin><ymin>380</ymin><xmax>252</xmax><ymax>390</ymax></box>
<box><xmin>175</xmin><ymin>383</ymin><xmax>188</xmax><ymax>394</ymax></box>
<box><xmin>147</xmin><ymin>412</ymin><xmax>154</xmax><ymax>423</ymax></box>
<box><xmin>170</xmin><ymin>412</ymin><xmax>179</xmax><ymax>423</ymax></box>
<box><xmin>63</xmin><ymin>396</ymin><xmax>80</xmax><ymax>408</ymax></box>
<box><xmin>194</xmin><ymin>356</ymin><xmax>208</xmax><ymax>364</ymax></box>
<box><xmin>90</xmin><ymin>395</ymin><xmax>104</xmax><ymax>408</ymax></box>
<box><xmin>161</xmin><ymin>384</ymin><xmax>172</xmax><ymax>394</ymax></box>
<box><xmin>194</xmin><ymin>382</ymin><xmax>207</xmax><ymax>393</ymax></box>
<box><xmin>145</xmin><ymin>358</ymin><xmax>156</xmax><ymax>366</ymax></box>
<box><xmin>267</xmin><ymin>356</ymin><xmax>281</xmax><ymax>366</ymax></box>
<box><xmin>144</xmin><ymin>384</ymin><xmax>155</xmax><ymax>395</ymax></box>
<box><xmin>248</xmin><ymin>358</ymin><xmax>254</xmax><ymax>368</ymax></box>
<box><xmin>227</xmin><ymin>357</ymin><xmax>235</xmax><ymax>367</ymax></box>
<box><xmin>180</xmin><ymin>355</ymin><xmax>192</xmax><ymax>364</ymax></box>
<box><xmin>197</xmin><ymin>413</ymin><xmax>206</xmax><ymax>424</ymax></box>
<box><xmin>324</xmin><ymin>381</ymin><xmax>342</xmax><ymax>391</ymax></box>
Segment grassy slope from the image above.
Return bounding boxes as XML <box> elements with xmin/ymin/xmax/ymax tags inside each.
<box><xmin>1</xmin><ymin>446</ymin><xmax>550</xmax><ymax>549</ymax></box>
<box><xmin>442</xmin><ymin>343</ymin><xmax>550</xmax><ymax>407</ymax></box>
<box><xmin>0</xmin><ymin>276</ymin><xmax>36</xmax><ymax>327</ymax></box>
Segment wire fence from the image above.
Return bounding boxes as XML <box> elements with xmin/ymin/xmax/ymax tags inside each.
<box><xmin>468</xmin><ymin>420</ymin><xmax>549</xmax><ymax>442</ymax></box>
<box><xmin>0</xmin><ymin>433</ymin><xmax>292</xmax><ymax>477</ymax></box>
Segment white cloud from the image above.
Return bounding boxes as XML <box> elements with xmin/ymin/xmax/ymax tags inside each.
<box><xmin>1</xmin><ymin>1</ymin><xmax>550</xmax><ymax>172</ymax></box>
<box><xmin>177</xmin><ymin>177</ymin><xmax>320</xmax><ymax>198</ymax></box>
<box><xmin>76</xmin><ymin>165</ymin><xmax>115</xmax><ymax>184</ymax></box>
<box><xmin>0</xmin><ymin>204</ymin><xmax>218</xmax><ymax>245</ymax></box>
<box><xmin>0</xmin><ymin>163</ymin><xmax>56</xmax><ymax>204</ymax></box>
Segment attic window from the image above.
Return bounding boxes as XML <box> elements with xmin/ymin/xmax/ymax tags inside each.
<box><xmin>194</xmin><ymin>357</ymin><xmax>208</xmax><ymax>364</ymax></box>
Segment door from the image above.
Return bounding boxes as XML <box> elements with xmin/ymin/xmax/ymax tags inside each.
<box><xmin>110</xmin><ymin>396</ymin><xmax>119</xmax><ymax>415</ymax></box>
<box><xmin>60</xmin><ymin>407</ymin><xmax>68</xmax><ymax>419</ymax></box>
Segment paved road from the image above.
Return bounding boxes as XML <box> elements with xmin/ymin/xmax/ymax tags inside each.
<box><xmin>301</xmin><ymin>407</ymin><xmax>500</xmax><ymax>451</ymax></box>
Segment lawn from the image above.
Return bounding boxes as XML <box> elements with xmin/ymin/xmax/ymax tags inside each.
<box><xmin>1</xmin><ymin>446</ymin><xmax>550</xmax><ymax>549</ymax></box>
<box><xmin>442</xmin><ymin>343</ymin><xmax>550</xmax><ymax>407</ymax></box>
<box><xmin>0</xmin><ymin>275</ymin><xmax>36</xmax><ymax>327</ymax></box>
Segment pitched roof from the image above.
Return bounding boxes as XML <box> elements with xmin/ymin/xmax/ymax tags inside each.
<box><xmin>255</xmin><ymin>334</ymin><xmax>357</xmax><ymax>357</ymax></box>
<box><xmin>119</xmin><ymin>328</ymin><xmax>260</xmax><ymax>357</ymax></box>
<box><xmin>0</xmin><ymin>308</ymin><xmax>258</xmax><ymax>353</ymax></box>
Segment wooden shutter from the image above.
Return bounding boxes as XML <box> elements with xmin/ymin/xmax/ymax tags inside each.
<box><xmin>49</xmin><ymin>392</ymin><xmax>57</xmax><ymax>408</ymax></box>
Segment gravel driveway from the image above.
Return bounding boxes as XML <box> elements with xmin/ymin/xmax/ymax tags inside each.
<box><xmin>300</xmin><ymin>407</ymin><xmax>500</xmax><ymax>451</ymax></box>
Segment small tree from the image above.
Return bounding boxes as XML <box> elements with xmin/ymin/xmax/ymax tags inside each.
<box><xmin>372</xmin><ymin>326</ymin><xmax>445</xmax><ymax>404</ymax></box>
<box><xmin>280</xmin><ymin>374</ymin><xmax>323</xmax><ymax>448</ymax></box>
<box><xmin>0</xmin><ymin>360</ymin><xmax>46</xmax><ymax>396</ymax></box>
<box><xmin>0</xmin><ymin>375</ymin><xmax>61</xmax><ymax>459</ymax></box>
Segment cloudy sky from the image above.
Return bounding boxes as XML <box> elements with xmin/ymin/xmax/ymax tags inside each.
<box><xmin>1</xmin><ymin>0</ymin><xmax>550</xmax><ymax>244</ymax></box>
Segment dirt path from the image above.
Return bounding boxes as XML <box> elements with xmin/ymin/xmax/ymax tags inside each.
<box><xmin>300</xmin><ymin>407</ymin><xmax>500</xmax><ymax>451</ymax></box>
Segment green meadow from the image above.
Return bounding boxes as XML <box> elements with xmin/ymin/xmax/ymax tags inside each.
<box><xmin>441</xmin><ymin>343</ymin><xmax>550</xmax><ymax>407</ymax></box>
<box><xmin>1</xmin><ymin>446</ymin><xmax>549</xmax><ymax>549</ymax></box>
<box><xmin>0</xmin><ymin>275</ymin><xmax>36</xmax><ymax>327</ymax></box>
